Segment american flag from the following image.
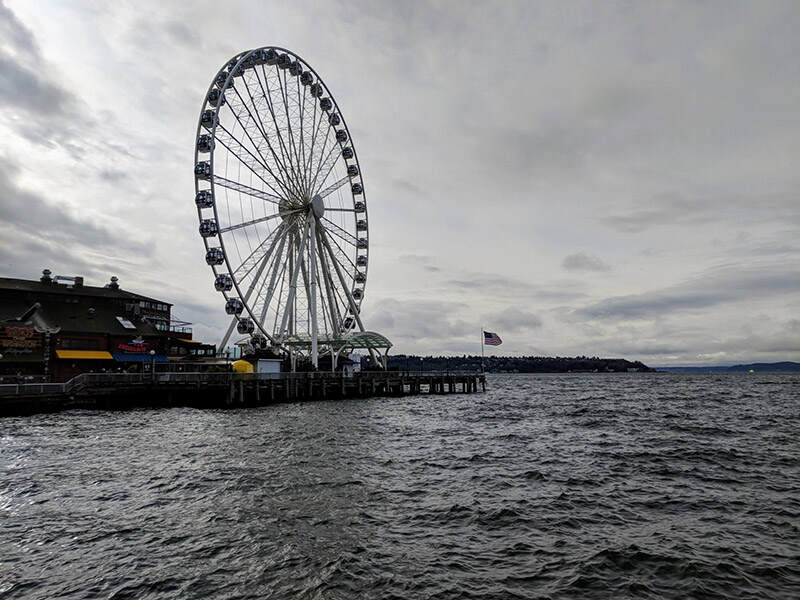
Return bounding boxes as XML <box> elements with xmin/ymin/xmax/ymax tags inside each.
<box><xmin>483</xmin><ymin>331</ymin><xmax>502</xmax><ymax>346</ymax></box>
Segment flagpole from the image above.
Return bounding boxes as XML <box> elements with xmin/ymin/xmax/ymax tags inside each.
<box><xmin>481</xmin><ymin>327</ymin><xmax>485</xmax><ymax>373</ymax></box>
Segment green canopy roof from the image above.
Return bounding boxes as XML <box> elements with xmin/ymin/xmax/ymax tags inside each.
<box><xmin>280</xmin><ymin>330</ymin><xmax>392</xmax><ymax>351</ymax></box>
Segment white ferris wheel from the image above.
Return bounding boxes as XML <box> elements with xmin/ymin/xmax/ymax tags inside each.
<box><xmin>194</xmin><ymin>47</ymin><xmax>390</xmax><ymax>369</ymax></box>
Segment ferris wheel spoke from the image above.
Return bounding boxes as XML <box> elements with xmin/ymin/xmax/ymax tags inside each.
<box><xmin>277</xmin><ymin>68</ymin><xmax>305</xmax><ymax>196</ymax></box>
<box><xmin>214</xmin><ymin>126</ymin><xmax>291</xmax><ymax>200</ymax></box>
<box><xmin>306</xmin><ymin>102</ymin><xmax>336</xmax><ymax>193</ymax></box>
<box><xmin>214</xmin><ymin>174</ymin><xmax>284</xmax><ymax>206</ymax></box>
<box><xmin>297</xmin><ymin>77</ymin><xmax>310</xmax><ymax>193</ymax></box>
<box><xmin>324</xmin><ymin>207</ymin><xmax>356</xmax><ymax>212</ymax></box>
<box><xmin>316</xmin><ymin>175</ymin><xmax>350</xmax><ymax>200</ymax></box>
<box><xmin>320</xmin><ymin>216</ymin><xmax>358</xmax><ymax>247</ymax></box>
<box><xmin>314</xmin><ymin>251</ymin><xmax>335</xmax><ymax>341</ymax></box>
<box><xmin>233</xmin><ymin>222</ymin><xmax>285</xmax><ymax>278</ymax></box>
<box><xmin>316</xmin><ymin>228</ymin><xmax>343</xmax><ymax>332</ymax></box>
<box><xmin>304</xmin><ymin>89</ymin><xmax>322</xmax><ymax>189</ymax></box>
<box><xmin>310</xmin><ymin>143</ymin><xmax>343</xmax><ymax>195</ymax></box>
<box><xmin>319</xmin><ymin>227</ymin><xmax>367</xmax><ymax>331</ymax></box>
<box><xmin>237</xmin><ymin>72</ymin><xmax>297</xmax><ymax>197</ymax></box>
<box><xmin>231</xmin><ymin>77</ymin><xmax>304</xmax><ymax>199</ymax></box>
<box><xmin>317</xmin><ymin>220</ymin><xmax>357</xmax><ymax>272</ymax></box>
<box><xmin>220</xmin><ymin>96</ymin><xmax>297</xmax><ymax>199</ymax></box>
<box><xmin>326</xmin><ymin>235</ymin><xmax>358</xmax><ymax>273</ymax></box>
<box><xmin>252</xmin><ymin>66</ymin><xmax>306</xmax><ymax>198</ymax></box>
<box><xmin>220</xmin><ymin>211</ymin><xmax>293</xmax><ymax>234</ymax></box>
<box><xmin>253</xmin><ymin>77</ymin><xmax>307</xmax><ymax>200</ymax></box>
<box><xmin>308</xmin><ymin>130</ymin><xmax>333</xmax><ymax>198</ymax></box>
<box><xmin>320</xmin><ymin>222</ymin><xmax>357</xmax><ymax>269</ymax></box>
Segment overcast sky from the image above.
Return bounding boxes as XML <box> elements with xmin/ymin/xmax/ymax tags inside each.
<box><xmin>1</xmin><ymin>0</ymin><xmax>798</xmax><ymax>365</ymax></box>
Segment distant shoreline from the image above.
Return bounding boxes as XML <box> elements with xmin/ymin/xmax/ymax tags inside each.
<box><xmin>655</xmin><ymin>361</ymin><xmax>800</xmax><ymax>373</ymax></box>
<box><xmin>384</xmin><ymin>355</ymin><xmax>654</xmax><ymax>373</ymax></box>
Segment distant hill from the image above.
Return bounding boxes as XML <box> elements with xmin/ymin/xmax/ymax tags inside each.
<box><xmin>658</xmin><ymin>361</ymin><xmax>800</xmax><ymax>373</ymax></box>
<box><xmin>727</xmin><ymin>362</ymin><xmax>800</xmax><ymax>372</ymax></box>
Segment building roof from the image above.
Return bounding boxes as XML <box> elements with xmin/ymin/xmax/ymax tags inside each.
<box><xmin>1</xmin><ymin>299</ymin><xmax>161</xmax><ymax>336</ymax></box>
<box><xmin>41</xmin><ymin>302</ymin><xmax>162</xmax><ymax>336</ymax></box>
<box><xmin>0</xmin><ymin>277</ymin><xmax>171</xmax><ymax>306</ymax></box>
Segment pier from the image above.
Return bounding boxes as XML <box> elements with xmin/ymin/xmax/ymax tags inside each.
<box><xmin>0</xmin><ymin>370</ymin><xmax>486</xmax><ymax>417</ymax></box>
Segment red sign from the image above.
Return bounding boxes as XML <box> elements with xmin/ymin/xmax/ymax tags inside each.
<box><xmin>117</xmin><ymin>338</ymin><xmax>148</xmax><ymax>352</ymax></box>
<box><xmin>0</xmin><ymin>324</ymin><xmax>42</xmax><ymax>358</ymax></box>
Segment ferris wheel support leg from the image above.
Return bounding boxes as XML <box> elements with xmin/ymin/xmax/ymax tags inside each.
<box><xmin>258</xmin><ymin>233</ymin><xmax>289</xmax><ymax>325</ymax></box>
<box><xmin>309</xmin><ymin>217</ymin><xmax>319</xmax><ymax>369</ymax></box>
<box><xmin>219</xmin><ymin>316</ymin><xmax>239</xmax><ymax>353</ymax></box>
<box><xmin>278</xmin><ymin>222</ymin><xmax>310</xmax><ymax>340</ymax></box>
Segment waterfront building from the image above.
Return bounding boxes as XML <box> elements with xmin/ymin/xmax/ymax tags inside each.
<box><xmin>0</xmin><ymin>270</ymin><xmax>215</xmax><ymax>382</ymax></box>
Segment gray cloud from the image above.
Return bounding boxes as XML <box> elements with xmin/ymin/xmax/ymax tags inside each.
<box><xmin>576</xmin><ymin>263</ymin><xmax>800</xmax><ymax>320</ymax></box>
<box><xmin>604</xmin><ymin>191</ymin><xmax>800</xmax><ymax>233</ymax></box>
<box><xmin>562</xmin><ymin>252</ymin><xmax>610</xmax><ymax>272</ymax></box>
<box><xmin>0</xmin><ymin>157</ymin><xmax>148</xmax><ymax>255</ymax></box>
<box><xmin>483</xmin><ymin>306</ymin><xmax>543</xmax><ymax>333</ymax></box>
<box><xmin>0</xmin><ymin>1</ymin><xmax>94</xmax><ymax>152</ymax></box>
<box><xmin>98</xmin><ymin>169</ymin><xmax>129</xmax><ymax>183</ymax></box>
<box><xmin>163</xmin><ymin>20</ymin><xmax>200</xmax><ymax>46</ymax></box>
<box><xmin>398</xmin><ymin>254</ymin><xmax>436</xmax><ymax>264</ymax></box>
<box><xmin>0</xmin><ymin>55</ymin><xmax>74</xmax><ymax>116</ymax></box>
<box><xmin>444</xmin><ymin>273</ymin><xmax>587</xmax><ymax>303</ymax></box>
<box><xmin>0</xmin><ymin>1</ymin><xmax>37</xmax><ymax>55</ymax></box>
<box><xmin>392</xmin><ymin>178</ymin><xmax>423</xmax><ymax>196</ymax></box>
<box><xmin>370</xmin><ymin>298</ymin><xmax>471</xmax><ymax>342</ymax></box>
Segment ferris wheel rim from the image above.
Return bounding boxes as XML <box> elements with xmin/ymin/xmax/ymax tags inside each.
<box><xmin>194</xmin><ymin>46</ymin><xmax>370</xmax><ymax>350</ymax></box>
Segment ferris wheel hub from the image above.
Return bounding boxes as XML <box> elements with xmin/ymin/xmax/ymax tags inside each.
<box><xmin>311</xmin><ymin>194</ymin><xmax>325</xmax><ymax>218</ymax></box>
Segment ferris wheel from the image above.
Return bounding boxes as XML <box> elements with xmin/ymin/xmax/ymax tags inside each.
<box><xmin>194</xmin><ymin>47</ymin><xmax>384</xmax><ymax>368</ymax></box>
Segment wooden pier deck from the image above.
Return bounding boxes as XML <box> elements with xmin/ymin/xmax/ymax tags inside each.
<box><xmin>0</xmin><ymin>371</ymin><xmax>486</xmax><ymax>417</ymax></box>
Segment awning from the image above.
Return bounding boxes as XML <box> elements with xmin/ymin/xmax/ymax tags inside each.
<box><xmin>56</xmin><ymin>350</ymin><xmax>114</xmax><ymax>360</ymax></box>
<box><xmin>112</xmin><ymin>352</ymin><xmax>169</xmax><ymax>363</ymax></box>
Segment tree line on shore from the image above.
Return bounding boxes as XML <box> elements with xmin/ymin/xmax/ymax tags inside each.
<box><xmin>368</xmin><ymin>354</ymin><xmax>654</xmax><ymax>373</ymax></box>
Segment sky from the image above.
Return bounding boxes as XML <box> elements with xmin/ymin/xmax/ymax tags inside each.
<box><xmin>1</xmin><ymin>0</ymin><xmax>798</xmax><ymax>366</ymax></box>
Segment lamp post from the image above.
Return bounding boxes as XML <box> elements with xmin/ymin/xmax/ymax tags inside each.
<box><xmin>149</xmin><ymin>349</ymin><xmax>156</xmax><ymax>383</ymax></box>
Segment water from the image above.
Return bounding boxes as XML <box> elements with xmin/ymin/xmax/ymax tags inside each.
<box><xmin>1</xmin><ymin>373</ymin><xmax>799</xmax><ymax>599</ymax></box>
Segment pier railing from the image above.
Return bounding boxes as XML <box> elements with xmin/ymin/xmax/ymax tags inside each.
<box><xmin>0</xmin><ymin>370</ymin><xmax>484</xmax><ymax>397</ymax></box>
<box><xmin>0</xmin><ymin>383</ymin><xmax>66</xmax><ymax>396</ymax></box>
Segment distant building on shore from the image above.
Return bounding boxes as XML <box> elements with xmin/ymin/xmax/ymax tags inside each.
<box><xmin>0</xmin><ymin>270</ymin><xmax>215</xmax><ymax>382</ymax></box>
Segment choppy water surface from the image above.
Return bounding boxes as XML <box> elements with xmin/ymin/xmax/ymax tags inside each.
<box><xmin>2</xmin><ymin>373</ymin><xmax>799</xmax><ymax>599</ymax></box>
